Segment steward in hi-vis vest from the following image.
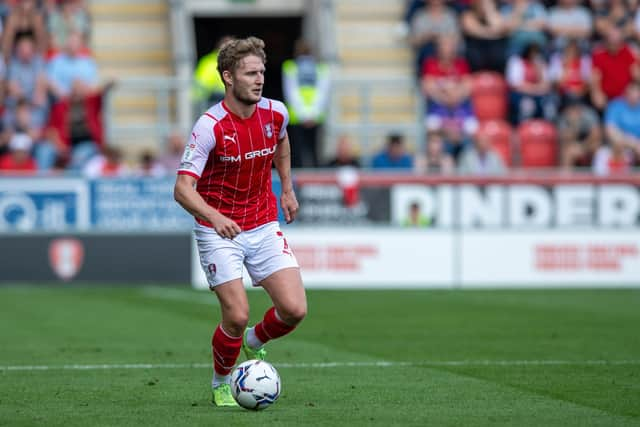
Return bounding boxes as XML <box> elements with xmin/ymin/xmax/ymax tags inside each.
<box><xmin>282</xmin><ymin>39</ymin><xmax>330</xmax><ymax>168</ymax></box>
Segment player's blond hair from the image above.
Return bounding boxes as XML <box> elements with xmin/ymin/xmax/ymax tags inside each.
<box><xmin>217</xmin><ymin>36</ymin><xmax>267</xmax><ymax>83</ymax></box>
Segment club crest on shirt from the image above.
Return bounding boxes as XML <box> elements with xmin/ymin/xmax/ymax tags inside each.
<box><xmin>264</xmin><ymin>123</ymin><xmax>274</xmax><ymax>138</ymax></box>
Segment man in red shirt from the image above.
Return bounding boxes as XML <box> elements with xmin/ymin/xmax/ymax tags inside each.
<box><xmin>591</xmin><ymin>27</ymin><xmax>640</xmax><ymax>111</ymax></box>
<box><xmin>174</xmin><ymin>37</ymin><xmax>305</xmax><ymax>407</ymax></box>
<box><xmin>421</xmin><ymin>35</ymin><xmax>477</xmax><ymax>159</ymax></box>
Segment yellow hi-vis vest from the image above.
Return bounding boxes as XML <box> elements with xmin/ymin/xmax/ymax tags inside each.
<box><xmin>282</xmin><ymin>57</ymin><xmax>330</xmax><ymax>125</ymax></box>
<box><xmin>193</xmin><ymin>50</ymin><xmax>226</xmax><ymax>101</ymax></box>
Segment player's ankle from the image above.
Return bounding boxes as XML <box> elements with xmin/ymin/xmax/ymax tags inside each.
<box><xmin>245</xmin><ymin>327</ymin><xmax>265</xmax><ymax>349</ymax></box>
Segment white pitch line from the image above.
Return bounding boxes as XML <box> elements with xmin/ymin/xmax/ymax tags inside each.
<box><xmin>2</xmin><ymin>360</ymin><xmax>640</xmax><ymax>372</ymax></box>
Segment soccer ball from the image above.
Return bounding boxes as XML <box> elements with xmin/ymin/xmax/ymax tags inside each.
<box><xmin>230</xmin><ymin>359</ymin><xmax>281</xmax><ymax>410</ymax></box>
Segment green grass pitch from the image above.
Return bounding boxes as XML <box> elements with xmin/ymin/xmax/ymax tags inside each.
<box><xmin>1</xmin><ymin>286</ymin><xmax>639</xmax><ymax>426</ymax></box>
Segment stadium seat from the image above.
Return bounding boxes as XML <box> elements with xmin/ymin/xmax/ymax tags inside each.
<box><xmin>477</xmin><ymin>120</ymin><xmax>513</xmax><ymax>166</ymax></box>
<box><xmin>517</xmin><ymin>120</ymin><xmax>558</xmax><ymax>168</ymax></box>
<box><xmin>471</xmin><ymin>71</ymin><xmax>508</xmax><ymax>122</ymax></box>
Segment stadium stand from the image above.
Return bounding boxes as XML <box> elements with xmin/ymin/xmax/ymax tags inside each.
<box><xmin>517</xmin><ymin>119</ymin><xmax>558</xmax><ymax>168</ymax></box>
<box><xmin>471</xmin><ymin>71</ymin><xmax>508</xmax><ymax>123</ymax></box>
<box><xmin>2</xmin><ymin>0</ymin><xmax>639</xmax><ymax>175</ymax></box>
<box><xmin>476</xmin><ymin>119</ymin><xmax>513</xmax><ymax>166</ymax></box>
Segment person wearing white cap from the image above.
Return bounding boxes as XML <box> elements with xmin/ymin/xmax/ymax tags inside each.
<box><xmin>0</xmin><ymin>132</ymin><xmax>37</xmax><ymax>172</ymax></box>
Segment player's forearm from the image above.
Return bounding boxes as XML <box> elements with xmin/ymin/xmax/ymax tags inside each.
<box><xmin>174</xmin><ymin>179</ymin><xmax>219</xmax><ymax>223</ymax></box>
<box><xmin>274</xmin><ymin>141</ymin><xmax>294</xmax><ymax>193</ymax></box>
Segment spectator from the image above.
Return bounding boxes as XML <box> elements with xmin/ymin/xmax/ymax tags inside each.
<box><xmin>192</xmin><ymin>35</ymin><xmax>231</xmax><ymax>108</ymax></box>
<box><xmin>134</xmin><ymin>150</ymin><xmax>166</xmax><ymax>177</ymax></box>
<box><xmin>547</xmin><ymin>0</ymin><xmax>593</xmax><ymax>52</ymax></box>
<box><xmin>325</xmin><ymin>135</ymin><xmax>360</xmax><ymax>168</ymax></box>
<box><xmin>402</xmin><ymin>201</ymin><xmax>431</xmax><ymax>227</ymax></box>
<box><xmin>47</xmin><ymin>30</ymin><xmax>99</xmax><ymax>99</ymax></box>
<box><xmin>0</xmin><ymin>132</ymin><xmax>37</xmax><ymax>172</ymax></box>
<box><xmin>461</xmin><ymin>0</ymin><xmax>508</xmax><ymax>72</ymax></box>
<box><xmin>2</xmin><ymin>99</ymin><xmax>47</xmax><ymax>167</ymax></box>
<box><xmin>158</xmin><ymin>130</ymin><xmax>185</xmax><ymax>172</ymax></box>
<box><xmin>46</xmin><ymin>0</ymin><xmax>91</xmax><ymax>55</ymax></box>
<box><xmin>1</xmin><ymin>0</ymin><xmax>46</xmax><ymax>61</ymax></box>
<box><xmin>458</xmin><ymin>131</ymin><xmax>506</xmax><ymax>174</ymax></box>
<box><xmin>592</xmin><ymin>138</ymin><xmax>634</xmax><ymax>175</ymax></box>
<box><xmin>557</xmin><ymin>99</ymin><xmax>602</xmax><ymax>170</ymax></box>
<box><xmin>83</xmin><ymin>145</ymin><xmax>129</xmax><ymax>178</ymax></box>
<box><xmin>605</xmin><ymin>81</ymin><xmax>640</xmax><ymax>160</ymax></box>
<box><xmin>506</xmin><ymin>42</ymin><xmax>557</xmax><ymax>124</ymax></box>
<box><xmin>500</xmin><ymin>0</ymin><xmax>548</xmax><ymax>57</ymax></box>
<box><xmin>45</xmin><ymin>83</ymin><xmax>108</xmax><ymax>170</ymax></box>
<box><xmin>548</xmin><ymin>38</ymin><xmax>592</xmax><ymax>106</ymax></box>
<box><xmin>422</xmin><ymin>34</ymin><xmax>477</xmax><ymax>160</ymax></box>
<box><xmin>371</xmin><ymin>133</ymin><xmax>414</xmax><ymax>169</ymax></box>
<box><xmin>415</xmin><ymin>131</ymin><xmax>455</xmax><ymax>173</ymax></box>
<box><xmin>408</xmin><ymin>0</ymin><xmax>459</xmax><ymax>76</ymax></box>
<box><xmin>592</xmin><ymin>0</ymin><xmax>635</xmax><ymax>42</ymax></box>
<box><xmin>282</xmin><ymin>38</ymin><xmax>330</xmax><ymax>168</ymax></box>
<box><xmin>6</xmin><ymin>34</ymin><xmax>47</xmax><ymax>112</ymax></box>
<box><xmin>591</xmin><ymin>27</ymin><xmax>640</xmax><ymax>111</ymax></box>
<box><xmin>404</xmin><ymin>0</ymin><xmax>426</xmax><ymax>27</ymax></box>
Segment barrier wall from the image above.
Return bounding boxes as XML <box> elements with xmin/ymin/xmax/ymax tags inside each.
<box><xmin>2</xmin><ymin>174</ymin><xmax>639</xmax><ymax>287</ymax></box>
<box><xmin>0</xmin><ymin>233</ymin><xmax>191</xmax><ymax>283</ymax></box>
<box><xmin>193</xmin><ymin>173</ymin><xmax>640</xmax><ymax>288</ymax></box>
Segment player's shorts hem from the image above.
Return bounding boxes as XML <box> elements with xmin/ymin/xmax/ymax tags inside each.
<box><xmin>251</xmin><ymin>265</ymin><xmax>300</xmax><ymax>287</ymax></box>
<box><xmin>207</xmin><ymin>276</ymin><xmax>244</xmax><ymax>291</ymax></box>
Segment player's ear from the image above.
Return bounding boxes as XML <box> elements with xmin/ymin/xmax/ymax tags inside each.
<box><xmin>222</xmin><ymin>70</ymin><xmax>233</xmax><ymax>86</ymax></box>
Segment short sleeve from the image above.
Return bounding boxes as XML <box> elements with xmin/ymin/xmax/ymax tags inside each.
<box><xmin>177</xmin><ymin>115</ymin><xmax>217</xmax><ymax>179</ymax></box>
<box><xmin>271</xmin><ymin>100</ymin><xmax>289</xmax><ymax>139</ymax></box>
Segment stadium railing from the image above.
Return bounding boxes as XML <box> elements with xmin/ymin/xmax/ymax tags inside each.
<box><xmin>325</xmin><ymin>76</ymin><xmax>425</xmax><ymax>160</ymax></box>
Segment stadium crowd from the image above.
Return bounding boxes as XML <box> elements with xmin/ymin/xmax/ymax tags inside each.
<box><xmin>2</xmin><ymin>0</ymin><xmax>639</xmax><ymax>176</ymax></box>
<box><xmin>402</xmin><ymin>0</ymin><xmax>640</xmax><ymax>175</ymax></box>
<box><xmin>0</xmin><ymin>0</ymin><xmax>173</xmax><ymax>176</ymax></box>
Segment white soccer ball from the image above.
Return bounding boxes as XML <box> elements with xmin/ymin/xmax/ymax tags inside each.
<box><xmin>230</xmin><ymin>359</ymin><xmax>281</xmax><ymax>410</ymax></box>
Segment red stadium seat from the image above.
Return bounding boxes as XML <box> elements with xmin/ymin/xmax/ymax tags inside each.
<box><xmin>471</xmin><ymin>72</ymin><xmax>508</xmax><ymax>122</ymax></box>
<box><xmin>477</xmin><ymin>120</ymin><xmax>513</xmax><ymax>166</ymax></box>
<box><xmin>517</xmin><ymin>120</ymin><xmax>558</xmax><ymax>168</ymax></box>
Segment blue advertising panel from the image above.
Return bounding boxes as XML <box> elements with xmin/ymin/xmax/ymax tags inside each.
<box><xmin>0</xmin><ymin>178</ymin><xmax>89</xmax><ymax>232</ymax></box>
<box><xmin>90</xmin><ymin>178</ymin><xmax>193</xmax><ymax>231</ymax></box>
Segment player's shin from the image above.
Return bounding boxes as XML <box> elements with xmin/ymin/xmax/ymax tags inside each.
<box><xmin>211</xmin><ymin>325</ymin><xmax>243</xmax><ymax>386</ymax></box>
<box><xmin>247</xmin><ymin>307</ymin><xmax>297</xmax><ymax>349</ymax></box>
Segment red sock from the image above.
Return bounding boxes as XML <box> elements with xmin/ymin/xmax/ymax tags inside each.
<box><xmin>212</xmin><ymin>325</ymin><xmax>242</xmax><ymax>376</ymax></box>
<box><xmin>254</xmin><ymin>307</ymin><xmax>296</xmax><ymax>344</ymax></box>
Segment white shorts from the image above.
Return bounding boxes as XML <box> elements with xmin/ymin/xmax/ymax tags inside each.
<box><xmin>194</xmin><ymin>221</ymin><xmax>299</xmax><ymax>289</ymax></box>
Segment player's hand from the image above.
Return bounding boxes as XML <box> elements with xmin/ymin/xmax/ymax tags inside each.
<box><xmin>210</xmin><ymin>212</ymin><xmax>242</xmax><ymax>239</ymax></box>
<box><xmin>280</xmin><ymin>190</ymin><xmax>299</xmax><ymax>224</ymax></box>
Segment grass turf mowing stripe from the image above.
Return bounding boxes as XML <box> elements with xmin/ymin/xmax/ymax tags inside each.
<box><xmin>2</xmin><ymin>359</ymin><xmax>640</xmax><ymax>371</ymax></box>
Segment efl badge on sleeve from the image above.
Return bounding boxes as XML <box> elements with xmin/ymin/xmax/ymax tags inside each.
<box><xmin>49</xmin><ymin>238</ymin><xmax>85</xmax><ymax>281</ymax></box>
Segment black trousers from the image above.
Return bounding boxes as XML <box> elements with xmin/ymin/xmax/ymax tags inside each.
<box><xmin>289</xmin><ymin>124</ymin><xmax>319</xmax><ymax>168</ymax></box>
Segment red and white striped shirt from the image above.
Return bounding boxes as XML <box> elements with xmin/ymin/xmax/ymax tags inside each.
<box><xmin>177</xmin><ymin>98</ymin><xmax>289</xmax><ymax>231</ymax></box>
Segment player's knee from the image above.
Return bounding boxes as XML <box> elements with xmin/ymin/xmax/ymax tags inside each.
<box><xmin>280</xmin><ymin>303</ymin><xmax>307</xmax><ymax>326</ymax></box>
<box><xmin>226</xmin><ymin>312</ymin><xmax>249</xmax><ymax>336</ymax></box>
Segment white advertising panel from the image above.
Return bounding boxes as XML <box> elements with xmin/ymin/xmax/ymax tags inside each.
<box><xmin>462</xmin><ymin>231</ymin><xmax>640</xmax><ymax>287</ymax></box>
<box><xmin>192</xmin><ymin>228</ymin><xmax>455</xmax><ymax>289</ymax></box>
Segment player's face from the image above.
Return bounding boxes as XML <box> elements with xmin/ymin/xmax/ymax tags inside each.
<box><xmin>231</xmin><ymin>55</ymin><xmax>265</xmax><ymax>105</ymax></box>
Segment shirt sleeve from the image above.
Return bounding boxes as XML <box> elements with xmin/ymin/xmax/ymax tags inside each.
<box><xmin>177</xmin><ymin>115</ymin><xmax>217</xmax><ymax>178</ymax></box>
<box><xmin>272</xmin><ymin>100</ymin><xmax>290</xmax><ymax>140</ymax></box>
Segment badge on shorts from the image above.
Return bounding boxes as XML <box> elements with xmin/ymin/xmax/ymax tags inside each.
<box><xmin>206</xmin><ymin>263</ymin><xmax>217</xmax><ymax>280</ymax></box>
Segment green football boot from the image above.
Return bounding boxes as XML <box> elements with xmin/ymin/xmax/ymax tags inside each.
<box><xmin>242</xmin><ymin>329</ymin><xmax>267</xmax><ymax>361</ymax></box>
<box><xmin>211</xmin><ymin>383</ymin><xmax>238</xmax><ymax>407</ymax></box>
